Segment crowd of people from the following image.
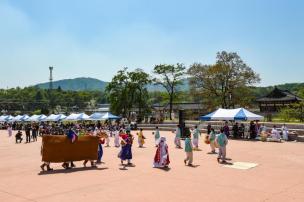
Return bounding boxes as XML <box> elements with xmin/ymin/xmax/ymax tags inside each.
<box><xmin>1</xmin><ymin>120</ymin><xmax>291</xmax><ymax>171</ymax></box>
<box><xmin>207</xmin><ymin>121</ymin><xmax>289</xmax><ymax>142</ymax></box>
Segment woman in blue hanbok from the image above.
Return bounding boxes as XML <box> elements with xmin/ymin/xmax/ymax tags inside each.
<box><xmin>118</xmin><ymin>131</ymin><xmax>134</xmax><ymax>165</ymax></box>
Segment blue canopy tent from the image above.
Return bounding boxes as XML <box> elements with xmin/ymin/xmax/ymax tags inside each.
<box><xmin>89</xmin><ymin>113</ymin><xmax>106</xmax><ymax>120</ymax></box>
<box><xmin>200</xmin><ymin>108</ymin><xmax>263</xmax><ymax>121</ymax></box>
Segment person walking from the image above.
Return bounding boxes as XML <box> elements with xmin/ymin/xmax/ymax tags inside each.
<box><xmin>216</xmin><ymin>128</ymin><xmax>228</xmax><ymax>163</ymax></box>
<box><xmin>184</xmin><ymin>134</ymin><xmax>193</xmax><ymax>166</ymax></box>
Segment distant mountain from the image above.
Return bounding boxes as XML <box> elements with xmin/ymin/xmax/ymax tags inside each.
<box><xmin>34</xmin><ymin>77</ymin><xmax>304</xmax><ymax>98</ymax></box>
<box><xmin>147</xmin><ymin>79</ymin><xmax>190</xmax><ymax>92</ymax></box>
<box><xmin>35</xmin><ymin>77</ymin><xmax>108</xmax><ymax>91</ymax></box>
<box><xmin>35</xmin><ymin>77</ymin><xmax>189</xmax><ymax>92</ymax></box>
<box><xmin>252</xmin><ymin>83</ymin><xmax>304</xmax><ymax>98</ymax></box>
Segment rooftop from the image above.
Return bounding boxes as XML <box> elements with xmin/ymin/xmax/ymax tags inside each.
<box><xmin>256</xmin><ymin>87</ymin><xmax>303</xmax><ymax>102</ymax></box>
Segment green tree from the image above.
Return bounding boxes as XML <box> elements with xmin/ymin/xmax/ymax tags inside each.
<box><xmin>188</xmin><ymin>51</ymin><xmax>260</xmax><ymax>109</ymax></box>
<box><xmin>106</xmin><ymin>68</ymin><xmax>131</xmax><ymax>117</ymax></box>
<box><xmin>106</xmin><ymin>68</ymin><xmax>151</xmax><ymax>121</ymax></box>
<box><xmin>153</xmin><ymin>64</ymin><xmax>186</xmax><ymax>120</ymax></box>
<box><xmin>128</xmin><ymin>69</ymin><xmax>151</xmax><ymax>121</ymax></box>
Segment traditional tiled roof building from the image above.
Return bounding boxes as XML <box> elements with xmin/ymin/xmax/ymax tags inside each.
<box><xmin>256</xmin><ymin>87</ymin><xmax>303</xmax><ymax>112</ymax></box>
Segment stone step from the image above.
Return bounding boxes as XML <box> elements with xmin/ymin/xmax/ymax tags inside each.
<box><xmin>297</xmin><ymin>136</ymin><xmax>304</xmax><ymax>142</ymax></box>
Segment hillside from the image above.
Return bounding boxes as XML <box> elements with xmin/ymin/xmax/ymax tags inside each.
<box><xmin>34</xmin><ymin>77</ymin><xmax>304</xmax><ymax>98</ymax></box>
<box><xmin>35</xmin><ymin>77</ymin><xmax>108</xmax><ymax>91</ymax></box>
<box><xmin>252</xmin><ymin>83</ymin><xmax>304</xmax><ymax>98</ymax></box>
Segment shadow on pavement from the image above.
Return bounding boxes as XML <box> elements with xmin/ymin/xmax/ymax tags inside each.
<box><xmin>154</xmin><ymin>167</ymin><xmax>171</xmax><ymax>172</ymax></box>
<box><xmin>187</xmin><ymin>165</ymin><xmax>200</xmax><ymax>168</ymax></box>
<box><xmin>38</xmin><ymin>167</ymin><xmax>108</xmax><ymax>175</ymax></box>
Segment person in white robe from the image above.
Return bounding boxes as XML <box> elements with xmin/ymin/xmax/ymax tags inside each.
<box><xmin>192</xmin><ymin>126</ymin><xmax>201</xmax><ymax>150</ymax></box>
<box><xmin>174</xmin><ymin>125</ymin><xmax>182</xmax><ymax>148</ymax></box>
<box><xmin>153</xmin><ymin>137</ymin><xmax>170</xmax><ymax>168</ymax></box>
<box><xmin>114</xmin><ymin>130</ymin><xmax>120</xmax><ymax>147</ymax></box>
<box><xmin>271</xmin><ymin>126</ymin><xmax>281</xmax><ymax>141</ymax></box>
<box><xmin>7</xmin><ymin>124</ymin><xmax>13</xmax><ymax>137</ymax></box>
<box><xmin>281</xmin><ymin>124</ymin><xmax>289</xmax><ymax>141</ymax></box>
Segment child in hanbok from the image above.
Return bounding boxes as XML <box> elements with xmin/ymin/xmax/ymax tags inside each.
<box><xmin>216</xmin><ymin>129</ymin><xmax>228</xmax><ymax>163</ymax></box>
<box><xmin>153</xmin><ymin>137</ymin><xmax>170</xmax><ymax>168</ymax></box>
<box><xmin>153</xmin><ymin>127</ymin><xmax>160</xmax><ymax>147</ymax></box>
<box><xmin>184</xmin><ymin>134</ymin><xmax>193</xmax><ymax>166</ymax></box>
<box><xmin>137</xmin><ymin>128</ymin><xmax>145</xmax><ymax>148</ymax></box>
<box><xmin>192</xmin><ymin>126</ymin><xmax>201</xmax><ymax>150</ymax></box>
<box><xmin>174</xmin><ymin>125</ymin><xmax>182</xmax><ymax>148</ymax></box>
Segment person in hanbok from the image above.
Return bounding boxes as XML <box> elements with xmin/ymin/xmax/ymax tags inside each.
<box><xmin>96</xmin><ymin>135</ymin><xmax>105</xmax><ymax>164</ymax></box>
<box><xmin>260</xmin><ymin>124</ymin><xmax>269</xmax><ymax>141</ymax></box>
<box><xmin>223</xmin><ymin>121</ymin><xmax>230</xmax><ymax>137</ymax></box>
<box><xmin>105</xmin><ymin>132</ymin><xmax>110</xmax><ymax>147</ymax></box>
<box><xmin>209</xmin><ymin>128</ymin><xmax>216</xmax><ymax>153</ymax></box>
<box><xmin>174</xmin><ymin>125</ymin><xmax>182</xmax><ymax>148</ymax></box>
<box><xmin>281</xmin><ymin>124</ymin><xmax>289</xmax><ymax>141</ymax></box>
<box><xmin>192</xmin><ymin>126</ymin><xmax>201</xmax><ymax>150</ymax></box>
<box><xmin>7</xmin><ymin>124</ymin><xmax>12</xmax><ymax>137</ymax></box>
<box><xmin>184</xmin><ymin>134</ymin><xmax>193</xmax><ymax>166</ymax></box>
<box><xmin>153</xmin><ymin>126</ymin><xmax>160</xmax><ymax>147</ymax></box>
<box><xmin>114</xmin><ymin>130</ymin><xmax>121</xmax><ymax>147</ymax></box>
<box><xmin>153</xmin><ymin>137</ymin><xmax>170</xmax><ymax>168</ymax></box>
<box><xmin>137</xmin><ymin>128</ymin><xmax>145</xmax><ymax>148</ymax></box>
<box><xmin>118</xmin><ymin>130</ymin><xmax>134</xmax><ymax>165</ymax></box>
<box><xmin>271</xmin><ymin>125</ymin><xmax>281</xmax><ymax>142</ymax></box>
<box><xmin>216</xmin><ymin>128</ymin><xmax>228</xmax><ymax>163</ymax></box>
<box><xmin>255</xmin><ymin>121</ymin><xmax>260</xmax><ymax>137</ymax></box>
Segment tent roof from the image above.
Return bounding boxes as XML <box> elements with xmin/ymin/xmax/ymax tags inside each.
<box><xmin>200</xmin><ymin>108</ymin><xmax>263</xmax><ymax>121</ymax></box>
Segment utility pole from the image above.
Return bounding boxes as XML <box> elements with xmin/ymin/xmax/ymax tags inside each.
<box><xmin>49</xmin><ymin>66</ymin><xmax>53</xmax><ymax>90</ymax></box>
<box><xmin>49</xmin><ymin>66</ymin><xmax>54</xmax><ymax>113</ymax></box>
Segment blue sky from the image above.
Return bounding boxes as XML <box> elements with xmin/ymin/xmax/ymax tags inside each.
<box><xmin>0</xmin><ymin>0</ymin><xmax>303</xmax><ymax>88</ymax></box>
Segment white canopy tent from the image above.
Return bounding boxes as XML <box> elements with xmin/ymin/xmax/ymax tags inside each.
<box><xmin>12</xmin><ymin>115</ymin><xmax>23</xmax><ymax>122</ymax></box>
<box><xmin>0</xmin><ymin>115</ymin><xmax>8</xmax><ymax>122</ymax></box>
<box><xmin>200</xmin><ymin>108</ymin><xmax>264</xmax><ymax>121</ymax></box>
<box><xmin>19</xmin><ymin>115</ymin><xmax>30</xmax><ymax>122</ymax></box>
<box><xmin>64</xmin><ymin>113</ymin><xmax>89</xmax><ymax>121</ymax></box>
<box><xmin>3</xmin><ymin>115</ymin><xmax>14</xmax><ymax>122</ymax></box>
<box><xmin>77</xmin><ymin>113</ymin><xmax>90</xmax><ymax>121</ymax></box>
<box><xmin>27</xmin><ymin>114</ymin><xmax>47</xmax><ymax>122</ymax></box>
<box><xmin>45</xmin><ymin>114</ymin><xmax>66</xmax><ymax>122</ymax></box>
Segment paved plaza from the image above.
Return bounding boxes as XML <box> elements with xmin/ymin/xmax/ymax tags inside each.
<box><xmin>0</xmin><ymin>130</ymin><xmax>303</xmax><ymax>202</ymax></box>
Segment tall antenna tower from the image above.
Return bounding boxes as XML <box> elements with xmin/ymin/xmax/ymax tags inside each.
<box><xmin>49</xmin><ymin>66</ymin><xmax>54</xmax><ymax>90</ymax></box>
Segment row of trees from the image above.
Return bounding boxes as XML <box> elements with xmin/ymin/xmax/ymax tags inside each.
<box><xmin>278</xmin><ymin>102</ymin><xmax>304</xmax><ymax>122</ymax></box>
<box><xmin>106</xmin><ymin>51</ymin><xmax>261</xmax><ymax>120</ymax></box>
<box><xmin>0</xmin><ymin>87</ymin><xmax>106</xmax><ymax>115</ymax></box>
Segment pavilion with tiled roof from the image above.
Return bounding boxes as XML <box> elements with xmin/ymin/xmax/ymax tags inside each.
<box><xmin>256</xmin><ymin>87</ymin><xmax>303</xmax><ymax>112</ymax></box>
